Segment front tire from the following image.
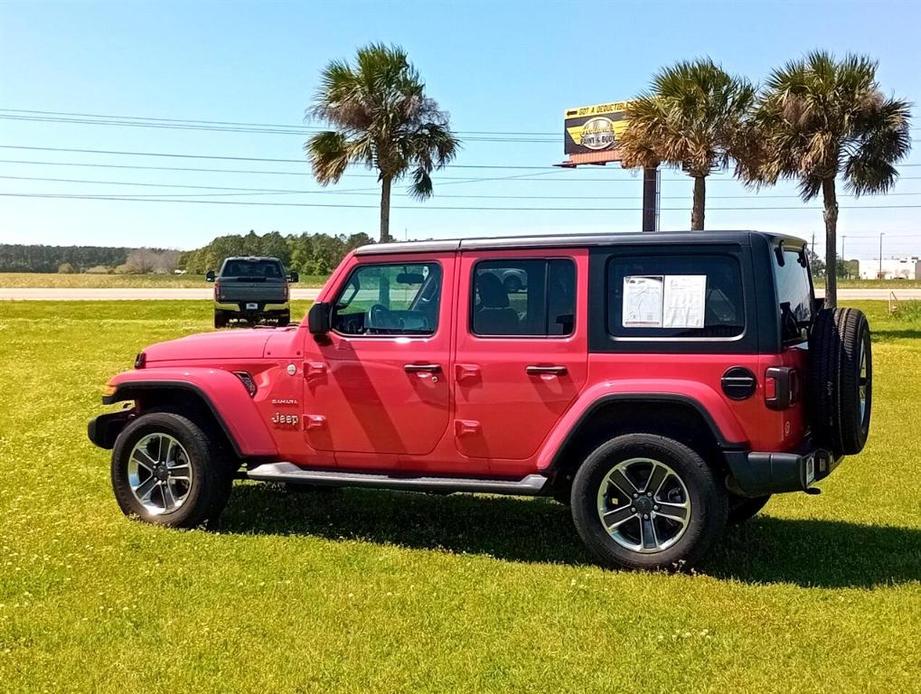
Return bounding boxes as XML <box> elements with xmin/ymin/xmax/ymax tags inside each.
<box><xmin>571</xmin><ymin>434</ymin><xmax>728</xmax><ymax>571</ymax></box>
<box><xmin>111</xmin><ymin>412</ymin><xmax>233</xmax><ymax>528</ymax></box>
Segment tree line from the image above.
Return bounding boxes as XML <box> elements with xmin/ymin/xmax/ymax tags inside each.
<box><xmin>1</xmin><ymin>230</ymin><xmax>373</xmax><ymax>276</ymax></box>
<box><xmin>178</xmin><ymin>230</ymin><xmax>373</xmax><ymax>276</ymax></box>
<box><xmin>0</xmin><ymin>244</ymin><xmax>176</xmax><ymax>274</ymax></box>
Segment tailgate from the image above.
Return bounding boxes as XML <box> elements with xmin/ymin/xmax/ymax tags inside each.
<box><xmin>219</xmin><ymin>280</ymin><xmax>287</xmax><ymax>303</ymax></box>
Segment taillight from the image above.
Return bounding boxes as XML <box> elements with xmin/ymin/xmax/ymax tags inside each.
<box><xmin>765</xmin><ymin>367</ymin><xmax>798</xmax><ymax>410</ymax></box>
<box><xmin>214</xmin><ymin>280</ymin><xmax>221</xmax><ymax>301</ymax></box>
<box><xmin>283</xmin><ymin>283</ymin><xmax>289</xmax><ymax>301</ymax></box>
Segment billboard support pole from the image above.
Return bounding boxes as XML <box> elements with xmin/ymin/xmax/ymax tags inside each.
<box><xmin>642</xmin><ymin>166</ymin><xmax>659</xmax><ymax>232</ymax></box>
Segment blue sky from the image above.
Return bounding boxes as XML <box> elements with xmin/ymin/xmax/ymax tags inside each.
<box><xmin>1</xmin><ymin>0</ymin><xmax>920</xmax><ymax>261</ymax></box>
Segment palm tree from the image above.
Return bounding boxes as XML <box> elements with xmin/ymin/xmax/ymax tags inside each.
<box><xmin>738</xmin><ymin>51</ymin><xmax>911</xmax><ymax>308</ymax></box>
<box><xmin>306</xmin><ymin>43</ymin><xmax>460</xmax><ymax>243</ymax></box>
<box><xmin>620</xmin><ymin>59</ymin><xmax>755</xmax><ymax>230</ymax></box>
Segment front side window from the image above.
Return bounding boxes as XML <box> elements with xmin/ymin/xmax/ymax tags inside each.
<box><xmin>773</xmin><ymin>246</ymin><xmax>813</xmax><ymax>343</ymax></box>
<box><xmin>471</xmin><ymin>258</ymin><xmax>575</xmax><ymax>336</ymax></box>
<box><xmin>331</xmin><ymin>262</ymin><xmax>441</xmax><ymax>336</ymax></box>
<box><xmin>607</xmin><ymin>255</ymin><xmax>744</xmax><ymax>339</ymax></box>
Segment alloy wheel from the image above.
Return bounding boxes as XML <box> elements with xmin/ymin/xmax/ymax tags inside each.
<box><xmin>596</xmin><ymin>457</ymin><xmax>691</xmax><ymax>553</ymax></box>
<box><xmin>127</xmin><ymin>433</ymin><xmax>193</xmax><ymax>515</ymax></box>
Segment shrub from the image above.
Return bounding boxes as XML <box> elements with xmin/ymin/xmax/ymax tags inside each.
<box><xmin>891</xmin><ymin>301</ymin><xmax>921</xmax><ymax>322</ymax></box>
<box><xmin>85</xmin><ymin>265</ymin><xmax>112</xmax><ymax>274</ymax></box>
<box><xmin>57</xmin><ymin>262</ymin><xmax>75</xmax><ymax>274</ymax></box>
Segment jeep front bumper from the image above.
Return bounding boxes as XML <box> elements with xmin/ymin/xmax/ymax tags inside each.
<box><xmin>87</xmin><ymin>410</ymin><xmax>133</xmax><ymax>450</ymax></box>
<box><xmin>725</xmin><ymin>445</ymin><xmax>838</xmax><ymax>497</ymax></box>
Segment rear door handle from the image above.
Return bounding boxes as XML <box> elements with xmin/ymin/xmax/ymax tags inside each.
<box><xmin>404</xmin><ymin>363</ymin><xmax>442</xmax><ymax>373</ymax></box>
<box><xmin>526</xmin><ymin>365</ymin><xmax>568</xmax><ymax>376</ymax></box>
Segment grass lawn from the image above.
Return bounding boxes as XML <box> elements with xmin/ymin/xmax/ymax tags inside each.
<box><xmin>0</xmin><ymin>299</ymin><xmax>918</xmax><ymax>692</ymax></box>
<box><xmin>0</xmin><ymin>272</ymin><xmax>329</xmax><ymax>288</ymax></box>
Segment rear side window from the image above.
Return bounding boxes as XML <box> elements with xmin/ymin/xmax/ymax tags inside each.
<box><xmin>607</xmin><ymin>255</ymin><xmax>744</xmax><ymax>339</ymax></box>
<box><xmin>774</xmin><ymin>247</ymin><xmax>813</xmax><ymax>343</ymax></box>
<box><xmin>471</xmin><ymin>258</ymin><xmax>575</xmax><ymax>336</ymax></box>
<box><xmin>331</xmin><ymin>262</ymin><xmax>442</xmax><ymax>336</ymax></box>
<box><xmin>221</xmin><ymin>259</ymin><xmax>283</xmax><ymax>279</ymax></box>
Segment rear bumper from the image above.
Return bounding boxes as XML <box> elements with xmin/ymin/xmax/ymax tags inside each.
<box><xmin>725</xmin><ymin>445</ymin><xmax>838</xmax><ymax>497</ymax></box>
<box><xmin>215</xmin><ymin>302</ymin><xmax>289</xmax><ymax>313</ymax></box>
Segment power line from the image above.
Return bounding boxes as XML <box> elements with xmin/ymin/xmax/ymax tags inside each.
<box><xmin>6</xmin><ymin>158</ymin><xmax>921</xmax><ymax>184</ymax></box>
<box><xmin>4</xmin><ymin>174</ymin><xmax>921</xmax><ymax>201</ymax></box>
<box><xmin>2</xmin><ymin>108</ymin><xmax>920</xmax><ymax>140</ymax></box>
<box><xmin>0</xmin><ymin>112</ymin><xmax>558</xmax><ymax>142</ymax></box>
<box><xmin>0</xmin><ymin>145</ymin><xmax>561</xmax><ymax>169</ymax></box>
<box><xmin>4</xmin><ymin>191</ymin><xmax>921</xmax><ymax>212</ymax></box>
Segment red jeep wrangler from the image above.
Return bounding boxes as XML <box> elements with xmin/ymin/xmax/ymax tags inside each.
<box><xmin>89</xmin><ymin>231</ymin><xmax>872</xmax><ymax>570</ymax></box>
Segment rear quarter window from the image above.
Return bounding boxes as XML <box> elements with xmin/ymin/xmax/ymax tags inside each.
<box><xmin>773</xmin><ymin>247</ymin><xmax>813</xmax><ymax>343</ymax></box>
<box><xmin>607</xmin><ymin>254</ymin><xmax>745</xmax><ymax>339</ymax></box>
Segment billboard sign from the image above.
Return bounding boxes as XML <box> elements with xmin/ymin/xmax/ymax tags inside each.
<box><xmin>563</xmin><ymin>101</ymin><xmax>632</xmax><ymax>163</ymax></box>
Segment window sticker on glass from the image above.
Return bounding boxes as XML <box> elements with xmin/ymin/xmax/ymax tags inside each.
<box><xmin>663</xmin><ymin>275</ymin><xmax>707</xmax><ymax>329</ymax></box>
<box><xmin>622</xmin><ymin>276</ymin><xmax>664</xmax><ymax>327</ymax></box>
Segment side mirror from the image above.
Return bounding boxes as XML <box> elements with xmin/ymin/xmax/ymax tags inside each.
<box><xmin>307</xmin><ymin>301</ymin><xmax>331</xmax><ymax>336</ymax></box>
<box><xmin>287</xmin><ymin>271</ymin><xmax>299</xmax><ymax>283</ymax></box>
<box><xmin>205</xmin><ymin>270</ymin><xmax>216</xmax><ymax>283</ymax></box>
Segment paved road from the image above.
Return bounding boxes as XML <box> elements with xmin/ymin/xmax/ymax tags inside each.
<box><xmin>2</xmin><ymin>287</ymin><xmax>921</xmax><ymax>301</ymax></box>
<box><xmin>0</xmin><ymin>288</ymin><xmax>323</xmax><ymax>300</ymax></box>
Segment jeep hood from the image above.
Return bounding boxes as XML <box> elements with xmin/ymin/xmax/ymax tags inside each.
<box><xmin>143</xmin><ymin>330</ymin><xmax>274</xmax><ymax>363</ymax></box>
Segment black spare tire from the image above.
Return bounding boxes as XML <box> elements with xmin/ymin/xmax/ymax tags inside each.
<box><xmin>809</xmin><ymin>307</ymin><xmax>872</xmax><ymax>456</ymax></box>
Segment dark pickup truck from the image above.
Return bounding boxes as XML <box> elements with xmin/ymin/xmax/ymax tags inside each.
<box><xmin>206</xmin><ymin>256</ymin><xmax>298</xmax><ymax>328</ymax></box>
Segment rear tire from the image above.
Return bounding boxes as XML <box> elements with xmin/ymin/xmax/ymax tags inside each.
<box><xmin>277</xmin><ymin>311</ymin><xmax>290</xmax><ymax>327</ymax></box>
<box><xmin>111</xmin><ymin>412</ymin><xmax>233</xmax><ymax>528</ymax></box>
<box><xmin>727</xmin><ymin>493</ymin><xmax>771</xmax><ymax>525</ymax></box>
<box><xmin>571</xmin><ymin>434</ymin><xmax>727</xmax><ymax>571</ymax></box>
<box><xmin>214</xmin><ymin>310</ymin><xmax>228</xmax><ymax>329</ymax></box>
<box><xmin>809</xmin><ymin>307</ymin><xmax>872</xmax><ymax>455</ymax></box>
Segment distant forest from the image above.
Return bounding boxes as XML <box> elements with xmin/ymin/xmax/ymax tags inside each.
<box><xmin>0</xmin><ymin>244</ymin><xmax>157</xmax><ymax>273</ymax></box>
<box><xmin>0</xmin><ymin>230</ymin><xmax>374</xmax><ymax>275</ymax></box>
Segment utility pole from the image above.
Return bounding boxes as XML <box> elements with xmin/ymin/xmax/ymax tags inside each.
<box><xmin>879</xmin><ymin>232</ymin><xmax>885</xmax><ymax>279</ymax></box>
<box><xmin>642</xmin><ymin>166</ymin><xmax>660</xmax><ymax>231</ymax></box>
<box><xmin>841</xmin><ymin>235</ymin><xmax>847</xmax><ymax>279</ymax></box>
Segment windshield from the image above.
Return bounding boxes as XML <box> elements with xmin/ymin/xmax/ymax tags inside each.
<box><xmin>221</xmin><ymin>259</ymin><xmax>284</xmax><ymax>280</ymax></box>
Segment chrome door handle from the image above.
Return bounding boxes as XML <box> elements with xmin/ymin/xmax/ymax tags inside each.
<box><xmin>404</xmin><ymin>363</ymin><xmax>442</xmax><ymax>373</ymax></box>
<box><xmin>526</xmin><ymin>365</ymin><xmax>568</xmax><ymax>376</ymax></box>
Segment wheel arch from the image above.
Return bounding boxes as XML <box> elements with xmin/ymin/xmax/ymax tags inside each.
<box><xmin>544</xmin><ymin>394</ymin><xmax>744</xmax><ymax>494</ymax></box>
<box><xmin>103</xmin><ymin>377</ymin><xmax>276</xmax><ymax>458</ymax></box>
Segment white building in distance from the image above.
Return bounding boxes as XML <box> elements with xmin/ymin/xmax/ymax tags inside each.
<box><xmin>857</xmin><ymin>257</ymin><xmax>920</xmax><ymax>280</ymax></box>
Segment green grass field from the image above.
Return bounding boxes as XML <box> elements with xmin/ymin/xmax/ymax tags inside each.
<box><xmin>0</xmin><ymin>272</ymin><xmax>329</xmax><ymax>288</ymax></box>
<box><xmin>0</xmin><ymin>299</ymin><xmax>918</xmax><ymax>692</ymax></box>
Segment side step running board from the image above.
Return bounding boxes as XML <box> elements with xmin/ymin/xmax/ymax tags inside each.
<box><xmin>246</xmin><ymin>462</ymin><xmax>549</xmax><ymax>496</ymax></box>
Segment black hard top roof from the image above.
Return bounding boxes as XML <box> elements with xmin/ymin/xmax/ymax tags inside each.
<box><xmin>354</xmin><ymin>230</ymin><xmax>808</xmax><ymax>256</ymax></box>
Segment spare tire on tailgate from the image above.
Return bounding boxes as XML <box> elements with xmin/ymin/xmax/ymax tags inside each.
<box><xmin>808</xmin><ymin>307</ymin><xmax>872</xmax><ymax>456</ymax></box>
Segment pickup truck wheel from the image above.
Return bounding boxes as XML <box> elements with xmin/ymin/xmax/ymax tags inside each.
<box><xmin>727</xmin><ymin>493</ymin><xmax>771</xmax><ymax>525</ymax></box>
<box><xmin>277</xmin><ymin>311</ymin><xmax>290</xmax><ymax>327</ymax></box>
<box><xmin>571</xmin><ymin>434</ymin><xmax>728</xmax><ymax>571</ymax></box>
<box><xmin>111</xmin><ymin>412</ymin><xmax>233</xmax><ymax>528</ymax></box>
<box><xmin>214</xmin><ymin>311</ymin><xmax>228</xmax><ymax>329</ymax></box>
